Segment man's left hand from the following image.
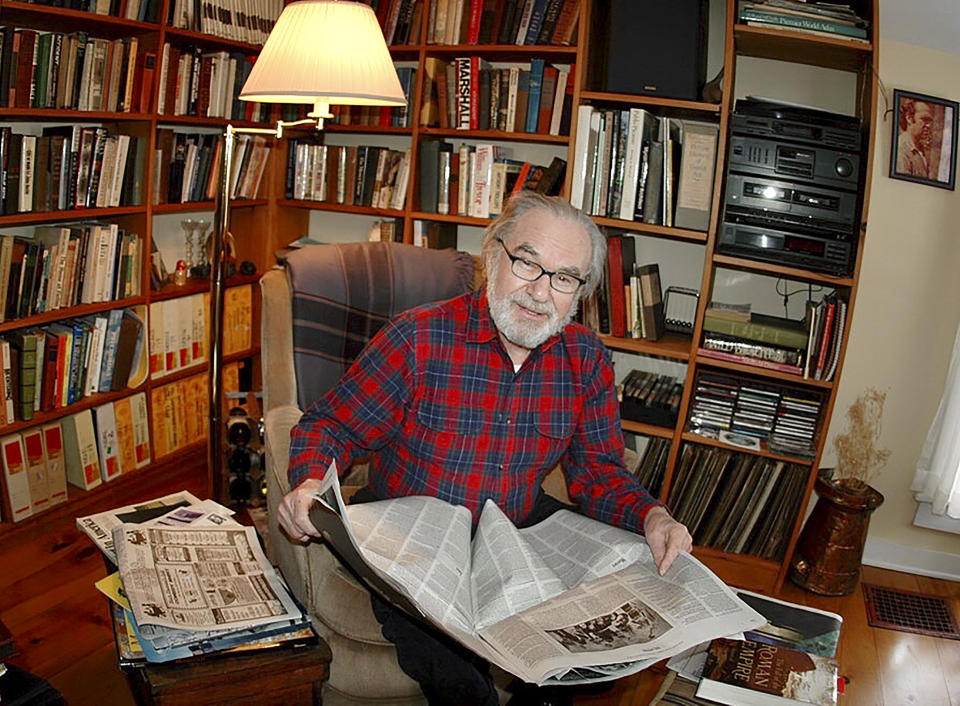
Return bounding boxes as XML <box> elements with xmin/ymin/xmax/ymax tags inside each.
<box><xmin>643</xmin><ymin>506</ymin><xmax>693</xmax><ymax>576</ymax></box>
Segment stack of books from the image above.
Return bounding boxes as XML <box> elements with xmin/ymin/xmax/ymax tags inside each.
<box><xmin>701</xmin><ymin>304</ymin><xmax>809</xmax><ymax>376</ymax></box>
<box><xmin>738</xmin><ymin>0</ymin><xmax>870</xmax><ymax>42</ymax></box>
<box><xmin>77</xmin><ymin>492</ymin><xmax>315</xmax><ymax>664</ymax></box>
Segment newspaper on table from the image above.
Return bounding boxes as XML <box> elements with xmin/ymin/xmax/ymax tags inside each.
<box><xmin>77</xmin><ymin>491</ymin><xmax>237</xmax><ymax>563</ymax></box>
<box><xmin>112</xmin><ymin>521</ymin><xmax>309</xmax><ymax>662</ymax></box>
<box><xmin>309</xmin><ymin>461</ymin><xmax>767</xmax><ymax>686</ymax></box>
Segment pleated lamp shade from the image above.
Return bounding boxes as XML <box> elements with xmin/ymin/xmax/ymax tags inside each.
<box><xmin>239</xmin><ymin>0</ymin><xmax>406</xmax><ymax>113</ymax></box>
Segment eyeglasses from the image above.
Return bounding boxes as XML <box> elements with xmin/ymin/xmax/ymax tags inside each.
<box><xmin>497</xmin><ymin>238</ymin><xmax>587</xmax><ymax>294</ymax></box>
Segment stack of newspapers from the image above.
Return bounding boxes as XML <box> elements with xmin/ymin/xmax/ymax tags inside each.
<box><xmin>77</xmin><ymin>491</ymin><xmax>313</xmax><ymax>664</ymax></box>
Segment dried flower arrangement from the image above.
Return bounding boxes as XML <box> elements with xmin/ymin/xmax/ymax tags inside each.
<box><xmin>832</xmin><ymin>387</ymin><xmax>891</xmax><ymax>492</ymax></box>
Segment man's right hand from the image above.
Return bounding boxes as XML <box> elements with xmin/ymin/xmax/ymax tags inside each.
<box><xmin>277</xmin><ymin>477</ymin><xmax>325</xmax><ymax>543</ymax></box>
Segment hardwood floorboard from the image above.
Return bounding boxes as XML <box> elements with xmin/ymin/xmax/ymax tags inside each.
<box><xmin>0</xmin><ymin>451</ymin><xmax>957</xmax><ymax>705</ymax></box>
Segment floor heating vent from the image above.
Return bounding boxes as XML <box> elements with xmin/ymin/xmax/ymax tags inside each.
<box><xmin>862</xmin><ymin>584</ymin><xmax>960</xmax><ymax>640</ymax></box>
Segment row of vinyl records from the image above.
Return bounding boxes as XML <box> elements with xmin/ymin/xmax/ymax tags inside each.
<box><xmin>0</xmin><ymin>287</ymin><xmax>251</xmax><ymax>425</ymax></box>
<box><xmin>153</xmin><ymin>131</ymin><xmax>272</xmax><ymax>205</ymax></box>
<box><xmin>689</xmin><ymin>372</ymin><xmax>823</xmax><ymax>459</ymax></box>
<box><xmin>419</xmin><ymin>142</ymin><xmax>566</xmax><ymax>218</ymax></box>
<box><xmin>156</xmin><ymin>44</ymin><xmax>270</xmax><ymax>122</ymax></box>
<box><xmin>0</xmin><ymin>28</ymin><xmax>155</xmax><ymax>113</ymax></box>
<box><xmin>423</xmin><ymin>57</ymin><xmax>572</xmax><ymax>137</ymax></box>
<box><xmin>699</xmin><ymin>294</ymin><xmax>848</xmax><ymax>382</ymax></box>
<box><xmin>0</xmin><ymin>395</ymin><xmax>149</xmax><ymax>522</ymax></box>
<box><xmin>571</xmin><ymin>107</ymin><xmax>720</xmax><ymax>232</ymax></box>
<box><xmin>0</xmin><ymin>224</ymin><xmax>143</xmax><ymax>323</ymax></box>
<box><xmin>168</xmin><ymin>0</ymin><xmax>282</xmax><ymax>45</ymax></box>
<box><xmin>668</xmin><ymin>443</ymin><xmax>808</xmax><ymax>560</ymax></box>
<box><xmin>285</xmin><ymin>142</ymin><xmax>411</xmax><ymax>211</ymax></box>
<box><xmin>0</xmin><ymin>127</ymin><xmax>145</xmax><ymax>215</ymax></box>
<box><xmin>414</xmin><ymin>0</ymin><xmax>580</xmax><ymax>46</ymax></box>
<box><xmin>148</xmin><ymin>287</ymin><xmax>252</xmax><ymax>379</ymax></box>
<box><xmin>18</xmin><ymin>0</ymin><xmax>161</xmax><ymax>23</ymax></box>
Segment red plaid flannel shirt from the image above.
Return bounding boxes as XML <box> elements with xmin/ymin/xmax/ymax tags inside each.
<box><xmin>288</xmin><ymin>287</ymin><xmax>662</xmax><ymax>531</ymax></box>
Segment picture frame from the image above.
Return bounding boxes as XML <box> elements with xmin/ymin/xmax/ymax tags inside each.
<box><xmin>889</xmin><ymin>89</ymin><xmax>958</xmax><ymax>190</ymax></box>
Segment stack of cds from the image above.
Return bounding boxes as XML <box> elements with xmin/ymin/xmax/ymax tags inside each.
<box><xmin>769</xmin><ymin>393</ymin><xmax>821</xmax><ymax>458</ymax></box>
<box><xmin>732</xmin><ymin>384</ymin><xmax>779</xmax><ymax>438</ymax></box>
<box><xmin>688</xmin><ymin>373</ymin><xmax>738</xmax><ymax>435</ymax></box>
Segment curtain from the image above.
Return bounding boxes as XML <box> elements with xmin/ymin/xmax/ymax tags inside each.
<box><xmin>912</xmin><ymin>321</ymin><xmax>960</xmax><ymax>518</ymax></box>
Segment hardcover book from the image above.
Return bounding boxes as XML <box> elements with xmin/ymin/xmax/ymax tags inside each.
<box><xmin>697</xmin><ymin>637</ymin><xmax>838</xmax><ymax>706</ymax></box>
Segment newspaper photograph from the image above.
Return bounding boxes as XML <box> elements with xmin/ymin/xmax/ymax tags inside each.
<box><xmin>310</xmin><ymin>462</ymin><xmax>766</xmax><ymax>685</ymax></box>
<box><xmin>113</xmin><ymin>524</ymin><xmax>303</xmax><ymax>637</ymax></box>
<box><xmin>76</xmin><ymin>490</ymin><xmax>236</xmax><ymax>563</ymax></box>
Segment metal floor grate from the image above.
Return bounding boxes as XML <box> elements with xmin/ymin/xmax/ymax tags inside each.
<box><xmin>862</xmin><ymin>584</ymin><xmax>960</xmax><ymax>640</ymax></box>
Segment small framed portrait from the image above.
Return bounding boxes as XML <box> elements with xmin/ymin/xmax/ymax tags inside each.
<box><xmin>889</xmin><ymin>89</ymin><xmax>958</xmax><ymax>190</ymax></box>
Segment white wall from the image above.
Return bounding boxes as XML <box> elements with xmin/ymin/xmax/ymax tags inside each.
<box><xmin>822</xmin><ymin>39</ymin><xmax>960</xmax><ymax>563</ymax></box>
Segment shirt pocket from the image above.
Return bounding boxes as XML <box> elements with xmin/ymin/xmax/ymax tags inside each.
<box><xmin>405</xmin><ymin>394</ymin><xmax>484</xmax><ymax>467</ymax></box>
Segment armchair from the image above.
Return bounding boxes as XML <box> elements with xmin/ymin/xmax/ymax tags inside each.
<box><xmin>260</xmin><ymin>241</ymin><xmax>476</xmax><ymax>705</ymax></box>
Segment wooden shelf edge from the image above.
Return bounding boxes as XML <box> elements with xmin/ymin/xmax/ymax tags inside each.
<box><xmin>408</xmin><ymin>211</ymin><xmax>491</xmax><ymax>226</ymax></box>
<box><xmin>0</xmin><ymin>296</ymin><xmax>146</xmax><ymax>334</ymax></box>
<box><xmin>419</xmin><ymin>127</ymin><xmax>570</xmax><ymax>144</ymax></box>
<box><xmin>0</xmin><ymin>206</ymin><xmax>147</xmax><ymax>226</ymax></box>
<box><xmin>580</xmin><ymin>90</ymin><xmax>722</xmax><ymax>114</ymax></box>
<box><xmin>152</xmin><ymin>199</ymin><xmax>267</xmax><ymax>213</ymax></box>
<box><xmin>163</xmin><ymin>25</ymin><xmax>264</xmax><ymax>53</ymax></box>
<box><xmin>153</xmin><ymin>438</ymin><xmax>207</xmax><ymax>464</ymax></box>
<box><xmin>621</xmin><ymin>419</ymin><xmax>675</xmax><ymax>439</ymax></box>
<box><xmin>0</xmin><ymin>383</ymin><xmax>148</xmax><ymax>437</ymax></box>
<box><xmin>324</xmin><ymin>125</ymin><xmax>413</xmax><ymax>135</ymax></box>
<box><xmin>694</xmin><ymin>354</ymin><xmax>834</xmax><ymax>389</ymax></box>
<box><xmin>149</xmin><ymin>363</ymin><xmax>208</xmax><ymax>385</ymax></box>
<box><xmin>424</xmin><ymin>44</ymin><xmax>577</xmax><ymax>55</ymax></box>
<box><xmin>681</xmin><ymin>431</ymin><xmax>815</xmax><ymax>466</ymax></box>
<box><xmin>276</xmin><ymin>201</ymin><xmax>406</xmax><ymax>218</ymax></box>
<box><xmin>711</xmin><ymin>254</ymin><xmax>855</xmax><ymax>286</ymax></box>
<box><xmin>600</xmin><ymin>332</ymin><xmax>693</xmax><ymax>360</ymax></box>
<box><xmin>693</xmin><ymin>547</ymin><xmax>782</xmax><ymax>592</ymax></box>
<box><xmin>592</xmin><ymin>216</ymin><xmax>709</xmax><ymax>243</ymax></box>
<box><xmin>0</xmin><ymin>2</ymin><xmax>157</xmax><ymax>30</ymax></box>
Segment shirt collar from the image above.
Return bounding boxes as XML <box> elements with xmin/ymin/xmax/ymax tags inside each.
<box><xmin>466</xmin><ymin>285</ymin><xmax>563</xmax><ymax>353</ymax></box>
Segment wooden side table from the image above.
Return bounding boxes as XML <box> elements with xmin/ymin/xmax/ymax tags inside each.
<box><xmin>121</xmin><ymin>637</ymin><xmax>332</xmax><ymax>706</ymax></box>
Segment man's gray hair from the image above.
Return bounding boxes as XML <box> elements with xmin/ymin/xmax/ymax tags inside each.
<box><xmin>480</xmin><ymin>191</ymin><xmax>606</xmax><ymax>298</ymax></box>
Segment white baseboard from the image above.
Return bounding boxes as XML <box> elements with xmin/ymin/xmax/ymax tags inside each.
<box><xmin>862</xmin><ymin>538</ymin><xmax>960</xmax><ymax>582</ymax></box>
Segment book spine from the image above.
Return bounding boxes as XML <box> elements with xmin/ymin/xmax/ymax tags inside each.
<box><xmin>739</xmin><ymin>9</ymin><xmax>868</xmax><ymax>38</ymax></box>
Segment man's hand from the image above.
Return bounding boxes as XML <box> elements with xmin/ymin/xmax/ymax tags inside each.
<box><xmin>643</xmin><ymin>506</ymin><xmax>693</xmax><ymax>576</ymax></box>
<box><xmin>277</xmin><ymin>478</ymin><xmax>325</xmax><ymax>543</ymax></box>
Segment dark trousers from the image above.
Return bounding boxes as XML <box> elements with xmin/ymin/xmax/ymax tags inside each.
<box><xmin>351</xmin><ymin>487</ymin><xmax>577</xmax><ymax>706</ymax></box>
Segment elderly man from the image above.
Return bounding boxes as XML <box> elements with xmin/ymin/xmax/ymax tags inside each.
<box><xmin>279</xmin><ymin>191</ymin><xmax>692</xmax><ymax>705</ymax></box>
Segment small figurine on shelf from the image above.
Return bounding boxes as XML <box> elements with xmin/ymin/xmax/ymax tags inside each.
<box><xmin>174</xmin><ymin>260</ymin><xmax>188</xmax><ymax>286</ymax></box>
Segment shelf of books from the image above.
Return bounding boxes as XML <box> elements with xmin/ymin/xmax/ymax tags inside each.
<box><xmin>0</xmin><ymin>0</ymin><xmax>274</xmax><ymax>531</ymax></box>
<box><xmin>557</xmin><ymin>0</ymin><xmax>879</xmax><ymax>593</ymax></box>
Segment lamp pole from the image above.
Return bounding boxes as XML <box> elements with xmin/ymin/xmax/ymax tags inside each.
<box><xmin>208</xmin><ymin>118</ymin><xmax>322</xmax><ymax>501</ymax></box>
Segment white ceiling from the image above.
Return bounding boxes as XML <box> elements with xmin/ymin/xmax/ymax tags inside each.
<box><xmin>881</xmin><ymin>0</ymin><xmax>960</xmax><ymax>56</ymax></box>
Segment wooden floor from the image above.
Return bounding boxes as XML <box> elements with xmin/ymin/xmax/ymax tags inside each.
<box><xmin>1</xmin><ymin>450</ymin><xmax>958</xmax><ymax>705</ymax></box>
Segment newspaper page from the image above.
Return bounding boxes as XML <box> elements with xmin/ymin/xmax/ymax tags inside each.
<box><xmin>113</xmin><ymin>524</ymin><xmax>303</xmax><ymax>637</ymax></box>
<box><xmin>76</xmin><ymin>491</ymin><xmax>236</xmax><ymax>563</ymax></box>
<box><xmin>312</xmin><ymin>462</ymin><xmax>766</xmax><ymax>685</ymax></box>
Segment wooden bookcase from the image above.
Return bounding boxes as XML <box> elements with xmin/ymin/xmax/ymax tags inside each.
<box><xmin>0</xmin><ymin>0</ymin><xmax>269</xmax><ymax>534</ymax></box>
<box><xmin>0</xmin><ymin>0</ymin><xmax>879</xmax><ymax>598</ymax></box>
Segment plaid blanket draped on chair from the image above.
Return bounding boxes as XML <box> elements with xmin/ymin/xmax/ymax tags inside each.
<box><xmin>282</xmin><ymin>242</ymin><xmax>476</xmax><ymax>411</ymax></box>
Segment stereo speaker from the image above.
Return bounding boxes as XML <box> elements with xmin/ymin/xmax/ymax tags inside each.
<box><xmin>594</xmin><ymin>0</ymin><xmax>709</xmax><ymax>102</ymax></box>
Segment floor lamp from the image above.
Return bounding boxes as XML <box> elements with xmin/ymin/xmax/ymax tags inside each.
<box><xmin>208</xmin><ymin>0</ymin><xmax>406</xmax><ymax>500</ymax></box>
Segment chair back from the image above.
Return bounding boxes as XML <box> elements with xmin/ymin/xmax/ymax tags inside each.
<box><xmin>280</xmin><ymin>242</ymin><xmax>476</xmax><ymax>410</ymax></box>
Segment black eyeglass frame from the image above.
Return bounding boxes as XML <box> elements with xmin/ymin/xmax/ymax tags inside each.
<box><xmin>496</xmin><ymin>237</ymin><xmax>588</xmax><ymax>294</ymax></box>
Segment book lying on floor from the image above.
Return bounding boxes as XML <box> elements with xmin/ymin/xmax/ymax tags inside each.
<box><xmin>696</xmin><ymin>637</ymin><xmax>839</xmax><ymax>706</ymax></box>
<box><xmin>309</xmin><ymin>461</ymin><xmax>766</xmax><ymax>686</ymax></box>
<box><xmin>666</xmin><ymin>589</ymin><xmax>842</xmax><ymax>682</ymax></box>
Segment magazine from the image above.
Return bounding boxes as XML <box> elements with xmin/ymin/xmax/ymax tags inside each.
<box><xmin>309</xmin><ymin>461</ymin><xmax>766</xmax><ymax>685</ymax></box>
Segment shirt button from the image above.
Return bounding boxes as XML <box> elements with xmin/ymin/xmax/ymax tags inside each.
<box><xmin>505</xmin><ymin>418</ymin><xmax>511</xmax><ymax>425</ymax></box>
<box><xmin>498</xmin><ymin>464</ymin><xmax>504</xmax><ymax>470</ymax></box>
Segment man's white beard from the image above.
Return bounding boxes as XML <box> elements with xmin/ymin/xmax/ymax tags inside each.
<box><xmin>487</xmin><ymin>275</ymin><xmax>578</xmax><ymax>350</ymax></box>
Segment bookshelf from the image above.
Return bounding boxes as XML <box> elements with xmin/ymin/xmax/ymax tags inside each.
<box><xmin>0</xmin><ymin>0</ymin><xmax>879</xmax><ymax>598</ymax></box>
<box><xmin>0</xmin><ymin>0</ymin><xmax>272</xmax><ymax>533</ymax></box>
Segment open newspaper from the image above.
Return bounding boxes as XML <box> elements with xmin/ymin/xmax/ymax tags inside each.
<box><xmin>309</xmin><ymin>462</ymin><xmax>766</xmax><ymax>685</ymax></box>
<box><xmin>112</xmin><ymin>522</ymin><xmax>311</xmax><ymax>661</ymax></box>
